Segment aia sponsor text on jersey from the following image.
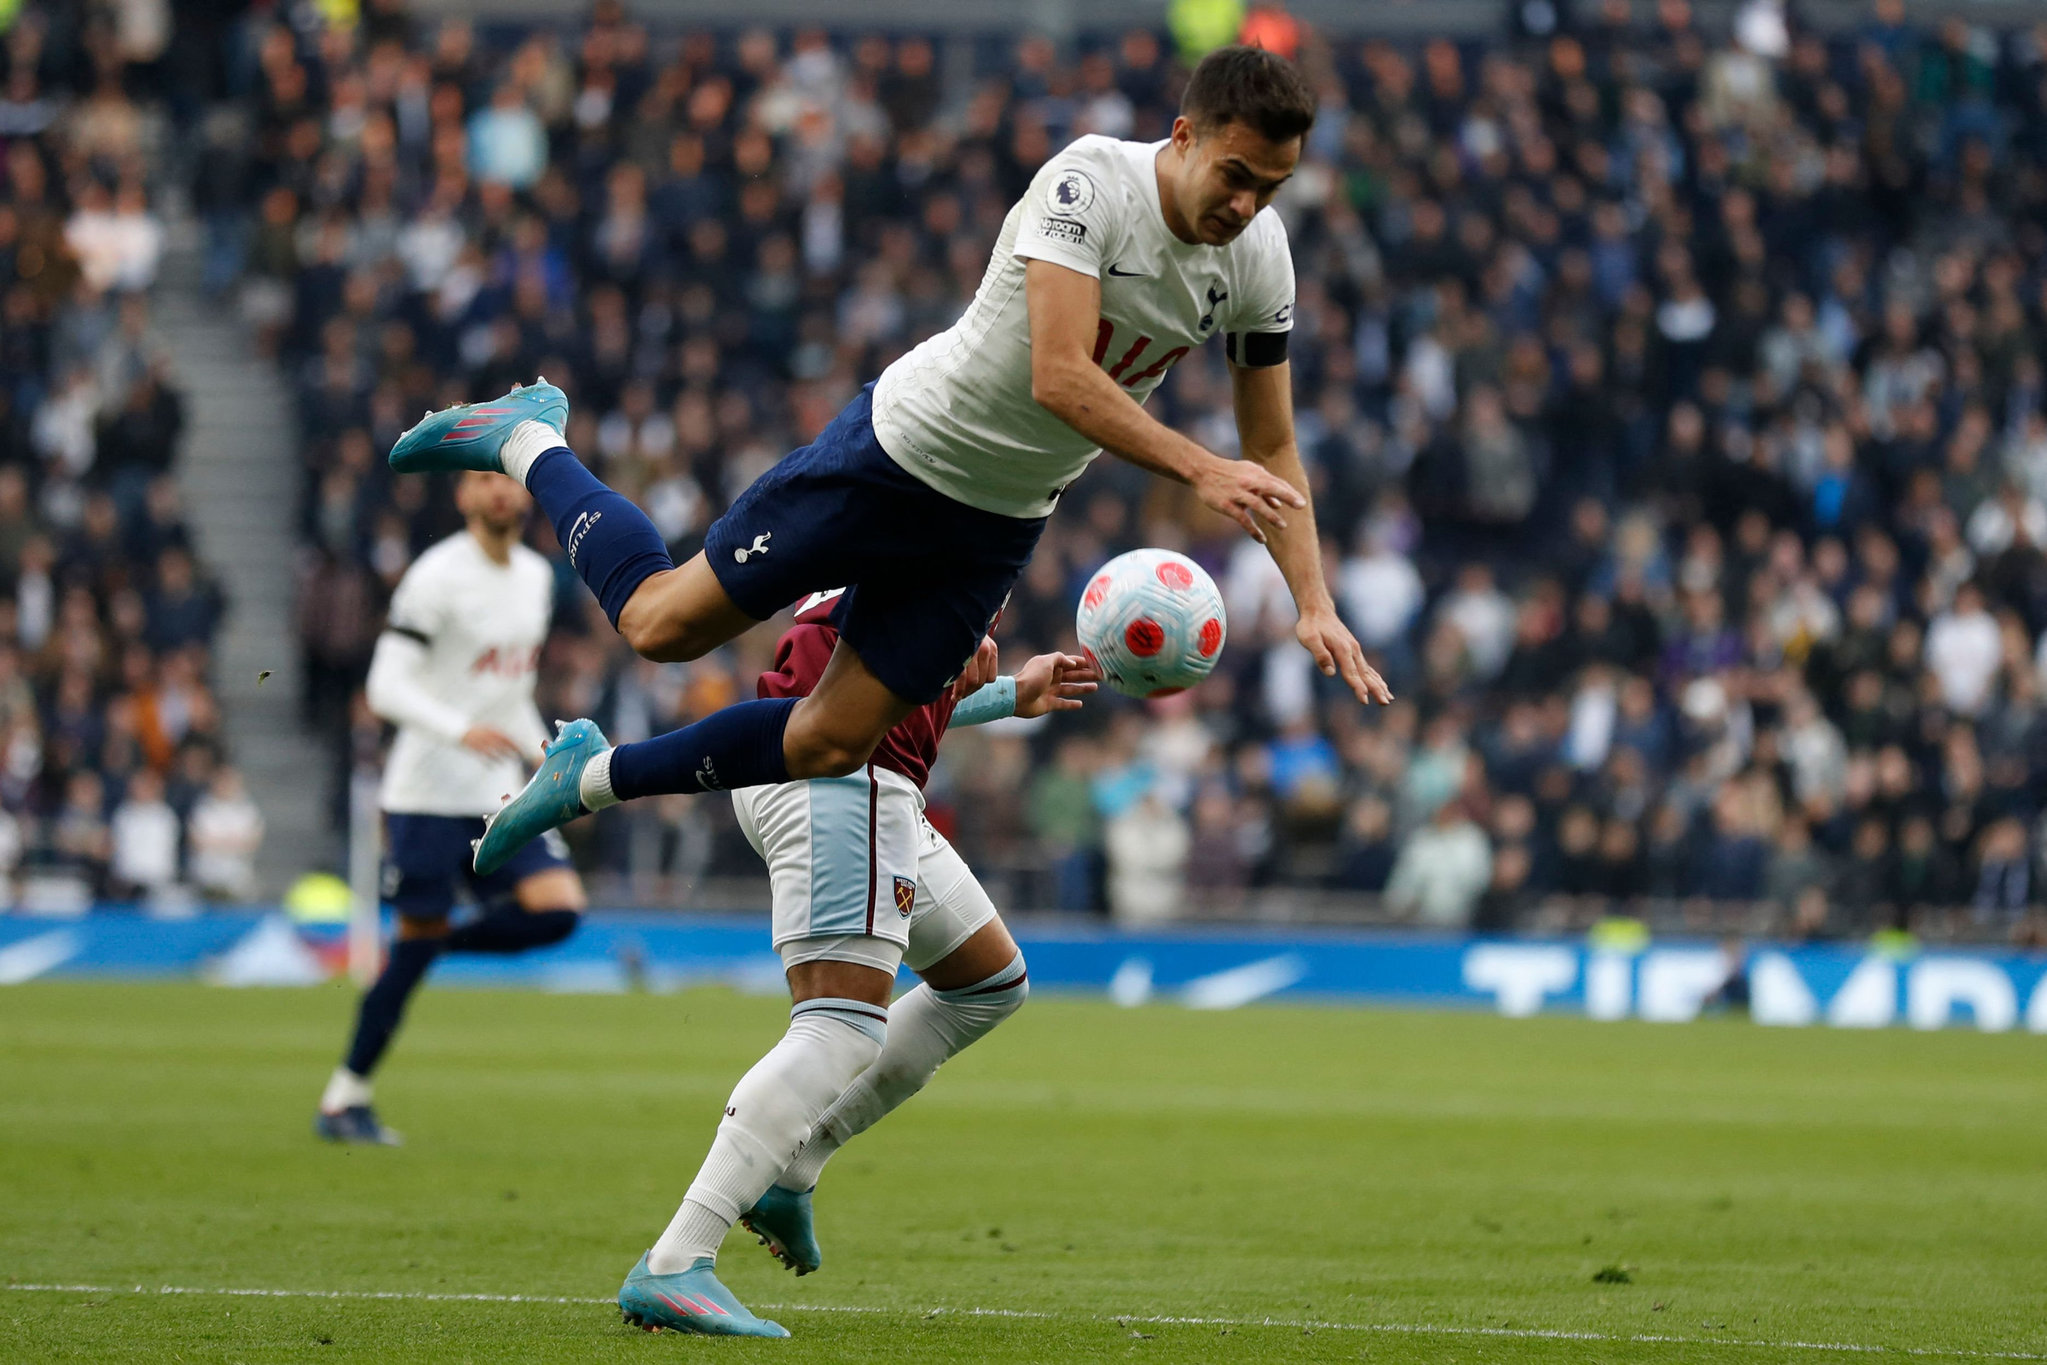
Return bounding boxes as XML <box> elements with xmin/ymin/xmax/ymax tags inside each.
<box><xmin>470</xmin><ymin>644</ymin><xmax>541</xmax><ymax>677</ymax></box>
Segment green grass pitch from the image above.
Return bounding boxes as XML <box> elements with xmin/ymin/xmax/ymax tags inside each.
<box><xmin>3</xmin><ymin>980</ymin><xmax>2045</xmax><ymax>1363</ymax></box>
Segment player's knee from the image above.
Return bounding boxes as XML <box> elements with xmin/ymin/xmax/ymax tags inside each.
<box><xmin>525</xmin><ymin>908</ymin><xmax>580</xmax><ymax>947</ymax></box>
<box><xmin>984</xmin><ymin>951</ymin><xmax>1029</xmax><ymax>1023</ymax></box>
<box><xmin>1004</xmin><ymin>952</ymin><xmax>1030</xmax><ymax>1017</ymax></box>
<box><xmin>395</xmin><ymin>914</ymin><xmax>449</xmax><ymax>942</ymax></box>
<box><xmin>931</xmin><ymin>949</ymin><xmax>1028</xmax><ymax>1037</ymax></box>
<box><xmin>515</xmin><ymin>868</ymin><xmax>587</xmax><ymax>914</ymax></box>
<box><xmin>783</xmin><ymin>729</ymin><xmax>878</xmax><ymax>779</ymax></box>
<box><xmin>617</xmin><ymin>599</ymin><xmax>706</xmax><ymax>662</ymax></box>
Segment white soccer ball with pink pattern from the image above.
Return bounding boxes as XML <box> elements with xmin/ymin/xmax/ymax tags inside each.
<box><xmin>1075</xmin><ymin>548</ymin><xmax>1227</xmax><ymax>699</ymax></box>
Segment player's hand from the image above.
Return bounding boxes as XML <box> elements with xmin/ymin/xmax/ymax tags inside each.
<box><xmin>1296</xmin><ymin>607</ymin><xmax>1393</xmax><ymax>705</ymax></box>
<box><xmin>1013</xmin><ymin>652</ymin><xmax>1099</xmax><ymax>718</ymax></box>
<box><xmin>950</xmin><ymin>636</ymin><xmax>1001</xmax><ymax>701</ymax></box>
<box><xmin>461</xmin><ymin>725</ymin><xmax>529</xmax><ymax>762</ymax></box>
<box><xmin>1192</xmin><ymin>456</ymin><xmax>1306</xmax><ymax>545</ymax></box>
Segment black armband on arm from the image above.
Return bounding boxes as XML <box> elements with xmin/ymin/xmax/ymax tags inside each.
<box><xmin>1225</xmin><ymin>330</ymin><xmax>1289</xmax><ymax>368</ymax></box>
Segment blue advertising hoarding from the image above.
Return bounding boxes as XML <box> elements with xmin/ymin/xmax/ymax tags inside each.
<box><xmin>2</xmin><ymin>911</ymin><xmax>2044</xmax><ymax>1032</ymax></box>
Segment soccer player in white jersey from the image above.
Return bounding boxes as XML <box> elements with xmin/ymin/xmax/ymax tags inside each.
<box><xmin>314</xmin><ymin>472</ymin><xmax>587</xmax><ymax>1146</ymax></box>
<box><xmin>386</xmin><ymin>45</ymin><xmax>1390</xmax><ymax>1321</ymax></box>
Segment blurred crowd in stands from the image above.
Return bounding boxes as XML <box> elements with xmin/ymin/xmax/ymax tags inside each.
<box><xmin>92</xmin><ymin>0</ymin><xmax>2047</xmax><ymax>941</ymax></box>
<box><xmin>0</xmin><ymin>1</ymin><xmax>263</xmax><ymax>909</ymax></box>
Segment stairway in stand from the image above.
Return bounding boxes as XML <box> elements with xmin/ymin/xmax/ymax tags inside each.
<box><xmin>155</xmin><ymin>237</ymin><xmax>339</xmax><ymax>894</ymax></box>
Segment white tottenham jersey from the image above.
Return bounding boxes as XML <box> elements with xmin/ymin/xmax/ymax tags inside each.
<box><xmin>870</xmin><ymin>134</ymin><xmax>1296</xmax><ymax>520</ymax></box>
<box><xmin>372</xmin><ymin>532</ymin><xmax>554</xmax><ymax>817</ymax></box>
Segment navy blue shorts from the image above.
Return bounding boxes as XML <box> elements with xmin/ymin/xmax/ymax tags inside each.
<box><xmin>382</xmin><ymin>813</ymin><xmax>571</xmax><ymax>920</ymax></box>
<box><xmin>704</xmin><ymin>386</ymin><xmax>1047</xmax><ymax>705</ymax></box>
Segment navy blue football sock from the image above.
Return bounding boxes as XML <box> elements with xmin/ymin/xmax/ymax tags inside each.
<box><xmin>608</xmin><ymin>697</ymin><xmax>799</xmax><ymax>798</ymax></box>
<box><xmin>527</xmin><ymin>446</ymin><xmax>676</xmax><ymax>628</ymax></box>
<box><xmin>445</xmin><ymin>908</ymin><xmax>579</xmax><ymax>954</ymax></box>
<box><xmin>343</xmin><ymin>936</ymin><xmax>444</xmax><ymax>1077</ymax></box>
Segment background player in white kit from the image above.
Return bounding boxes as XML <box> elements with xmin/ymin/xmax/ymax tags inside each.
<box><xmin>314</xmin><ymin>472</ymin><xmax>586</xmax><ymax>1146</ymax></box>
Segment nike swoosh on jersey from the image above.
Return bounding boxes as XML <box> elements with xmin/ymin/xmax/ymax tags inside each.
<box><xmin>1105</xmin><ymin>264</ymin><xmax>1148</xmax><ymax>277</ymax></box>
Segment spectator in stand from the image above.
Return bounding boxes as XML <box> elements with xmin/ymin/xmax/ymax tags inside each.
<box><xmin>1104</xmin><ymin>789</ymin><xmax>1189</xmax><ymax>925</ymax></box>
<box><xmin>1027</xmin><ymin>735</ymin><xmax>1100</xmax><ymax>912</ymax></box>
<box><xmin>1385</xmin><ymin>798</ymin><xmax>1491</xmax><ymax>928</ymax></box>
<box><xmin>188</xmin><ymin>766</ymin><xmax>262</xmax><ymax>902</ymax></box>
<box><xmin>1925</xmin><ymin>582</ymin><xmax>2004</xmax><ymax>716</ymax></box>
<box><xmin>109</xmin><ymin>767</ymin><xmax>179</xmax><ymax>899</ymax></box>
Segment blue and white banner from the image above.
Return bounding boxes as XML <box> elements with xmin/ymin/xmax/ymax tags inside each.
<box><xmin>2</xmin><ymin>911</ymin><xmax>2044</xmax><ymax>1032</ymax></box>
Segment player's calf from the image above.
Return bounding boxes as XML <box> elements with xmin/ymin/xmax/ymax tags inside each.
<box><xmin>776</xmin><ymin>949</ymin><xmax>1028</xmax><ymax>1195</ymax></box>
<box><xmin>473</xmin><ymin>701</ymin><xmax>820</xmax><ymax>874</ymax></box>
<box><xmin>643</xmin><ymin>994</ymin><xmax>886</xmax><ymax>1283</ymax></box>
<box><xmin>443</xmin><ymin>907</ymin><xmax>578</xmax><ymax>953</ymax></box>
<box><xmin>315</xmin><ymin>919</ymin><xmax>448</xmax><ymax>1146</ymax></box>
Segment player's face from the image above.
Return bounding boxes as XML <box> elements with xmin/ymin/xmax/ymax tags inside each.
<box><xmin>1171</xmin><ymin>116</ymin><xmax>1300</xmax><ymax>245</ymax></box>
<box><xmin>456</xmin><ymin>471</ymin><xmax>533</xmax><ymax>535</ymax></box>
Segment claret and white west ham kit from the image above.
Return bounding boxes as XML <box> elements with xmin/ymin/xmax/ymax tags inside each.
<box><xmin>730</xmin><ymin>590</ymin><xmax>1004</xmax><ymax>976</ymax></box>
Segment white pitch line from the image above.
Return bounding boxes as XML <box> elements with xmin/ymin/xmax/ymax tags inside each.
<box><xmin>4</xmin><ymin>1281</ymin><xmax>2042</xmax><ymax>1360</ymax></box>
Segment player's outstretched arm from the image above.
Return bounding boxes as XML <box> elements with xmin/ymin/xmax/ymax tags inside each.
<box><xmin>1025</xmin><ymin>261</ymin><xmax>1303</xmax><ymax>544</ymax></box>
<box><xmin>1229</xmin><ymin>359</ymin><xmax>1392</xmax><ymax>706</ymax></box>
<box><xmin>949</xmin><ymin>650</ymin><xmax>1097</xmax><ymax>727</ymax></box>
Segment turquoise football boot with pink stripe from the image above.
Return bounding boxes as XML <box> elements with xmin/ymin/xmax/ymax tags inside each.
<box><xmin>387</xmin><ymin>378</ymin><xmax>567</xmax><ymax>475</ymax></box>
<box><xmin>471</xmin><ymin>718</ymin><xmax>607</xmax><ymax>876</ymax></box>
<box><xmin>617</xmin><ymin>1252</ymin><xmax>789</xmax><ymax>1338</ymax></box>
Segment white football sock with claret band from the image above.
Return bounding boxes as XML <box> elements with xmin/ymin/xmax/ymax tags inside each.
<box><xmin>499</xmin><ymin>419</ymin><xmax>565</xmax><ymax>487</ymax></box>
<box><xmin>779</xmin><ymin>952</ymin><xmax>1028</xmax><ymax>1192</ymax></box>
<box><xmin>645</xmin><ymin>998</ymin><xmax>886</xmax><ymax>1273</ymax></box>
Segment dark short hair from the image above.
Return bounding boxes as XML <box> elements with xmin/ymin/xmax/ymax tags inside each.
<box><xmin>1180</xmin><ymin>45</ymin><xmax>1316</xmax><ymax>145</ymax></box>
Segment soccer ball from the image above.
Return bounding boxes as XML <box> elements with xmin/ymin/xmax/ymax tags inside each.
<box><xmin>1075</xmin><ymin>549</ymin><xmax>1227</xmax><ymax>699</ymax></box>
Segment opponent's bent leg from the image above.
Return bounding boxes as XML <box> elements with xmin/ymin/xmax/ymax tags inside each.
<box><xmin>443</xmin><ymin>868</ymin><xmax>585</xmax><ymax>953</ymax></box>
<box><xmin>646</xmin><ymin>956</ymin><xmax>895</xmax><ymax>1274</ymax></box>
<box><xmin>780</xmin><ymin>921</ymin><xmax>1026</xmax><ymax>1192</ymax></box>
<box><xmin>443</xmin><ymin>908</ymin><xmax>578</xmax><ymax>952</ymax></box>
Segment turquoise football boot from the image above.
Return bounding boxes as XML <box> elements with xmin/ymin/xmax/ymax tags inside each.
<box><xmin>617</xmin><ymin>1252</ymin><xmax>790</xmax><ymax>1338</ymax></box>
<box><xmin>387</xmin><ymin>378</ymin><xmax>567</xmax><ymax>475</ymax></box>
<box><xmin>472</xmin><ymin>719</ymin><xmax>609</xmax><ymax>876</ymax></box>
<box><xmin>741</xmin><ymin>1185</ymin><xmax>822</xmax><ymax>1276</ymax></box>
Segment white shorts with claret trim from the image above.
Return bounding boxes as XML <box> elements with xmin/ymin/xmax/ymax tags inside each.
<box><xmin>732</xmin><ymin>765</ymin><xmax>998</xmax><ymax>977</ymax></box>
